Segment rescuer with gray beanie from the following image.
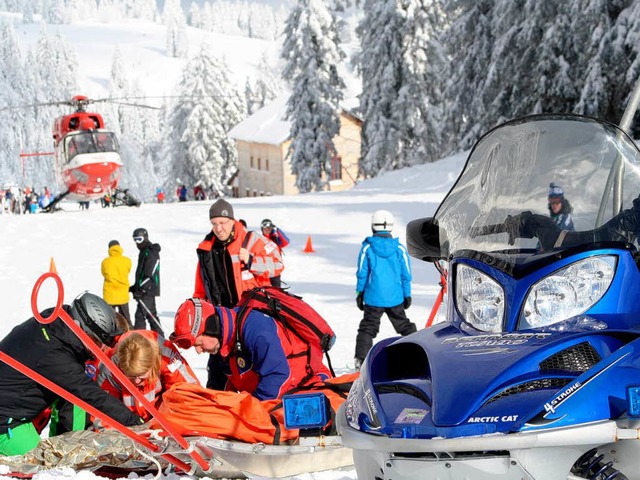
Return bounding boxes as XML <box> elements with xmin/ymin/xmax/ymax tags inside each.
<box><xmin>193</xmin><ymin>198</ymin><xmax>284</xmax><ymax>318</ymax></box>
<box><xmin>209</xmin><ymin>199</ymin><xmax>234</xmax><ymax>220</ymax></box>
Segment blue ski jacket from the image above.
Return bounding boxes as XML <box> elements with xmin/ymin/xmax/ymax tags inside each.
<box><xmin>356</xmin><ymin>233</ymin><xmax>412</xmax><ymax>308</ymax></box>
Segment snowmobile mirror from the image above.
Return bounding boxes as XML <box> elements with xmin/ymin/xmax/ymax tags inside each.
<box><xmin>406</xmin><ymin>217</ymin><xmax>447</xmax><ymax>262</ymax></box>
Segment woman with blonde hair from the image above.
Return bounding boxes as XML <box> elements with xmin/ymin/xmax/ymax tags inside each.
<box><xmin>97</xmin><ymin>330</ymin><xmax>199</xmax><ymax>421</ymax></box>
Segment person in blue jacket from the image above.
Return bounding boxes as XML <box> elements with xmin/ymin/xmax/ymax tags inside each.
<box><xmin>354</xmin><ymin>210</ymin><xmax>416</xmax><ymax>371</ymax></box>
<box><xmin>170</xmin><ymin>298</ymin><xmax>331</xmax><ymax>399</ymax></box>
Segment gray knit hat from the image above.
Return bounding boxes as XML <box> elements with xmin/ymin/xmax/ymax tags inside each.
<box><xmin>209</xmin><ymin>198</ymin><xmax>234</xmax><ymax>219</ymax></box>
<box><xmin>108</xmin><ymin>240</ymin><xmax>120</xmax><ymax>248</ymax></box>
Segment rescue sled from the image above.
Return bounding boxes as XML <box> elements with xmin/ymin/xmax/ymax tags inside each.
<box><xmin>0</xmin><ymin>272</ymin><xmax>354</xmax><ymax>478</ymax></box>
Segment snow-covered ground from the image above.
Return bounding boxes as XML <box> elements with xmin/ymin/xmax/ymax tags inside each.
<box><xmin>0</xmin><ymin>151</ymin><xmax>467</xmax><ymax>480</ymax></box>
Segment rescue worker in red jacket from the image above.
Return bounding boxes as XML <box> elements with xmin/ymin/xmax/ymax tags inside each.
<box><xmin>97</xmin><ymin>330</ymin><xmax>200</xmax><ymax>421</ymax></box>
<box><xmin>193</xmin><ymin>198</ymin><xmax>283</xmax><ymax>308</ymax></box>
<box><xmin>170</xmin><ymin>298</ymin><xmax>331</xmax><ymax>400</ymax></box>
<box><xmin>260</xmin><ymin>218</ymin><xmax>290</xmax><ymax>287</ymax></box>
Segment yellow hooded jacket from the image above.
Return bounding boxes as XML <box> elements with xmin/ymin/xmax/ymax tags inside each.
<box><xmin>101</xmin><ymin>244</ymin><xmax>132</xmax><ymax>305</ymax></box>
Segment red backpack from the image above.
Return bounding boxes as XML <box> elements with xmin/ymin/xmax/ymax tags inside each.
<box><xmin>235</xmin><ymin>286</ymin><xmax>336</xmax><ymax>378</ymax></box>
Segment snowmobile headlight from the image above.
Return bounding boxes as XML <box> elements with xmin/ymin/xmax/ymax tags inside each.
<box><xmin>456</xmin><ymin>265</ymin><xmax>504</xmax><ymax>333</ymax></box>
<box><xmin>520</xmin><ymin>255</ymin><xmax>616</xmax><ymax>330</ymax></box>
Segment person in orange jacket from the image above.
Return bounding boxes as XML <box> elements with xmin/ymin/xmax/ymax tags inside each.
<box><xmin>97</xmin><ymin>330</ymin><xmax>199</xmax><ymax>421</ymax></box>
<box><xmin>193</xmin><ymin>198</ymin><xmax>283</xmax><ymax>308</ymax></box>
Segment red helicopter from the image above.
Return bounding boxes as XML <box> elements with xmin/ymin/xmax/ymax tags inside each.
<box><xmin>51</xmin><ymin>95</ymin><xmax>122</xmax><ymax>202</ymax></box>
<box><xmin>13</xmin><ymin>95</ymin><xmax>148</xmax><ymax>210</ymax></box>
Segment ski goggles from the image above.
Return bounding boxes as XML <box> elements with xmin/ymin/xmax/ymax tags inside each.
<box><xmin>133</xmin><ymin>236</ymin><xmax>145</xmax><ymax>244</ymax></box>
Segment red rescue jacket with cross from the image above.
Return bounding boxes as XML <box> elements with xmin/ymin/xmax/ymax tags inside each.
<box><xmin>97</xmin><ymin>330</ymin><xmax>200</xmax><ymax>421</ymax></box>
<box><xmin>213</xmin><ymin>307</ymin><xmax>331</xmax><ymax>400</ymax></box>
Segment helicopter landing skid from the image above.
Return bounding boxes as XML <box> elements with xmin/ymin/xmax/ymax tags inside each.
<box><xmin>42</xmin><ymin>191</ymin><xmax>69</xmax><ymax>212</ymax></box>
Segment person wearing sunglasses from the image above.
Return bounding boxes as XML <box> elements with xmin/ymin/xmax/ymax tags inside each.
<box><xmin>547</xmin><ymin>183</ymin><xmax>575</xmax><ymax>231</ymax></box>
<box><xmin>130</xmin><ymin>228</ymin><xmax>163</xmax><ymax>336</ymax></box>
<box><xmin>97</xmin><ymin>331</ymin><xmax>199</xmax><ymax>421</ymax></box>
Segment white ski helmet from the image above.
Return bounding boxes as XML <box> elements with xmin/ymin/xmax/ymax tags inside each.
<box><xmin>371</xmin><ymin>210</ymin><xmax>394</xmax><ymax>232</ymax></box>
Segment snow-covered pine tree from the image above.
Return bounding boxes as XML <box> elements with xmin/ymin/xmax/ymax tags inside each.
<box><xmin>163</xmin><ymin>46</ymin><xmax>245</xmax><ymax>196</ymax></box>
<box><xmin>356</xmin><ymin>0</ymin><xmax>445</xmax><ymax>177</ymax></box>
<box><xmin>0</xmin><ymin>23</ymin><xmax>26</xmax><ymax>185</ymax></box>
<box><xmin>43</xmin><ymin>0</ymin><xmax>66</xmax><ymax>24</ymax></box>
<box><xmin>281</xmin><ymin>0</ymin><xmax>345</xmax><ymax>193</ymax></box>
<box><xmin>28</xmin><ymin>30</ymin><xmax>78</xmax><ymax>188</ymax></box>
<box><xmin>251</xmin><ymin>52</ymin><xmax>284</xmax><ymax>113</ymax></box>
<box><xmin>21</xmin><ymin>0</ymin><xmax>35</xmax><ymax>23</ymax></box>
<box><xmin>576</xmin><ymin>0</ymin><xmax>639</xmax><ymax>131</ymax></box>
<box><xmin>393</xmin><ymin>0</ymin><xmax>446</xmax><ymax>169</ymax></box>
<box><xmin>164</xmin><ymin>0</ymin><xmax>188</xmax><ymax>58</ymax></box>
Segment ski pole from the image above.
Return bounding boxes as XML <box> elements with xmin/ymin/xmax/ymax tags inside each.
<box><xmin>0</xmin><ymin>350</ymin><xmax>192</xmax><ymax>474</ymax></box>
<box><xmin>136</xmin><ymin>298</ymin><xmax>164</xmax><ymax>332</ymax></box>
<box><xmin>31</xmin><ymin>272</ymin><xmax>211</xmax><ymax>473</ymax></box>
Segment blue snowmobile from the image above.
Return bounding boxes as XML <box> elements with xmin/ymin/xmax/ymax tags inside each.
<box><xmin>337</xmin><ymin>103</ymin><xmax>640</xmax><ymax>478</ymax></box>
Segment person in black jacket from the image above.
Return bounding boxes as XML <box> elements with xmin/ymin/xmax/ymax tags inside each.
<box><xmin>130</xmin><ymin>227</ymin><xmax>163</xmax><ymax>336</ymax></box>
<box><xmin>0</xmin><ymin>292</ymin><xmax>143</xmax><ymax>456</ymax></box>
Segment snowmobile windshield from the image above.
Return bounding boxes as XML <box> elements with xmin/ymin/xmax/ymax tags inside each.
<box><xmin>434</xmin><ymin>115</ymin><xmax>640</xmax><ymax>261</ymax></box>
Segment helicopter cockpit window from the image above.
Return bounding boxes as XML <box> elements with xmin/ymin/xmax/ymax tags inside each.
<box><xmin>65</xmin><ymin>131</ymin><xmax>119</xmax><ymax>161</ymax></box>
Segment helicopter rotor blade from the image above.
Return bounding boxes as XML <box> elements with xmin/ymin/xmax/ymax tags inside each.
<box><xmin>94</xmin><ymin>100</ymin><xmax>161</xmax><ymax>110</ymax></box>
<box><xmin>0</xmin><ymin>100</ymin><xmax>73</xmax><ymax>113</ymax></box>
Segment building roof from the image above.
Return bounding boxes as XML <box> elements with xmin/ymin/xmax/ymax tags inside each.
<box><xmin>227</xmin><ymin>94</ymin><xmax>290</xmax><ymax>145</ymax></box>
<box><xmin>228</xmin><ymin>93</ymin><xmax>362</xmax><ymax>146</ymax></box>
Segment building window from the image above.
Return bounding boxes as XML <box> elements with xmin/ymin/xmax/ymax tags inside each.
<box><xmin>257</xmin><ymin>157</ymin><xmax>262</xmax><ymax>170</ymax></box>
<box><xmin>266</xmin><ymin>158</ymin><xmax>269</xmax><ymax>171</ymax></box>
<box><xmin>250</xmin><ymin>156</ymin><xmax>254</xmax><ymax>169</ymax></box>
<box><xmin>245</xmin><ymin>188</ymin><xmax>250</xmax><ymax>197</ymax></box>
<box><xmin>331</xmin><ymin>156</ymin><xmax>343</xmax><ymax>181</ymax></box>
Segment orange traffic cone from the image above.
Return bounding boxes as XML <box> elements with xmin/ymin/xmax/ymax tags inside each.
<box><xmin>303</xmin><ymin>235</ymin><xmax>316</xmax><ymax>253</ymax></box>
<box><xmin>49</xmin><ymin>257</ymin><xmax>58</xmax><ymax>274</ymax></box>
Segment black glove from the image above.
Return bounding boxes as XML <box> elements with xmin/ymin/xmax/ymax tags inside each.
<box><xmin>128</xmin><ymin>285</ymin><xmax>134</xmax><ymax>293</ymax></box>
<box><xmin>133</xmin><ymin>290</ymin><xmax>143</xmax><ymax>300</ymax></box>
<box><xmin>356</xmin><ymin>292</ymin><xmax>364</xmax><ymax>311</ymax></box>
<box><xmin>403</xmin><ymin>296</ymin><xmax>412</xmax><ymax>309</ymax></box>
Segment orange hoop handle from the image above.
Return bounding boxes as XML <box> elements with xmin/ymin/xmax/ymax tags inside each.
<box><xmin>31</xmin><ymin>272</ymin><xmax>65</xmax><ymax>324</ymax></box>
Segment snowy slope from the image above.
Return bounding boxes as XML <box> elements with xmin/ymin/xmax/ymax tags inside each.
<box><xmin>0</xmin><ymin>150</ymin><xmax>466</xmax><ymax>480</ymax></box>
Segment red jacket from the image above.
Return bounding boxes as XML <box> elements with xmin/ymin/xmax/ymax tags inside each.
<box><xmin>212</xmin><ymin>307</ymin><xmax>331</xmax><ymax>400</ymax></box>
<box><xmin>193</xmin><ymin>220</ymin><xmax>284</xmax><ymax>306</ymax></box>
<box><xmin>97</xmin><ymin>330</ymin><xmax>200</xmax><ymax>421</ymax></box>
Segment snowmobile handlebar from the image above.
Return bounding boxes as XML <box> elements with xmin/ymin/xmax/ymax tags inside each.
<box><xmin>469</xmin><ymin>223</ymin><xmax>508</xmax><ymax>238</ymax></box>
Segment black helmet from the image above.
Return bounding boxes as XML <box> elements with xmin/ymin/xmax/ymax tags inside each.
<box><xmin>69</xmin><ymin>292</ymin><xmax>122</xmax><ymax>347</ymax></box>
<box><xmin>132</xmin><ymin>227</ymin><xmax>148</xmax><ymax>244</ymax></box>
<box><xmin>260</xmin><ymin>219</ymin><xmax>273</xmax><ymax>229</ymax></box>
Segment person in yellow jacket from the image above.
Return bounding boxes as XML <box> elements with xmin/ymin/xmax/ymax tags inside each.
<box><xmin>101</xmin><ymin>239</ymin><xmax>133</xmax><ymax>328</ymax></box>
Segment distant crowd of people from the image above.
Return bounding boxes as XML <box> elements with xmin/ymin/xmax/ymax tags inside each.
<box><xmin>0</xmin><ymin>186</ymin><xmax>52</xmax><ymax>214</ymax></box>
<box><xmin>172</xmin><ymin>183</ymin><xmax>220</xmax><ymax>203</ymax></box>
